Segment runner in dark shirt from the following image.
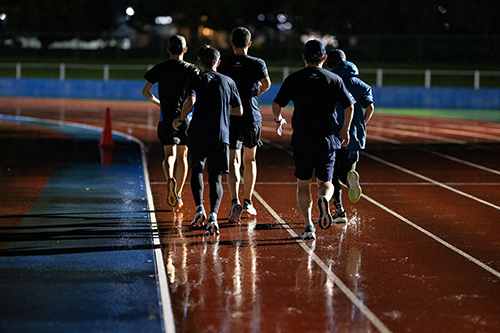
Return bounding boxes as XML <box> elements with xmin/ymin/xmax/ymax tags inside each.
<box><xmin>272</xmin><ymin>39</ymin><xmax>355</xmax><ymax>240</ymax></box>
<box><xmin>218</xmin><ymin>27</ymin><xmax>271</xmax><ymax>222</ymax></box>
<box><xmin>142</xmin><ymin>35</ymin><xmax>199</xmax><ymax>209</ymax></box>
<box><xmin>173</xmin><ymin>45</ymin><xmax>242</xmax><ymax>236</ymax></box>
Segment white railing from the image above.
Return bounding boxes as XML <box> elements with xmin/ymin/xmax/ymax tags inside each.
<box><xmin>1</xmin><ymin>62</ymin><xmax>500</xmax><ymax>89</ymax></box>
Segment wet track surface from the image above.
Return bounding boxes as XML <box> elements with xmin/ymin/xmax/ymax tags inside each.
<box><xmin>1</xmin><ymin>97</ymin><xmax>500</xmax><ymax>332</ymax></box>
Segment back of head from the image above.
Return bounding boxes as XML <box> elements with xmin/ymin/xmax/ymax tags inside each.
<box><xmin>168</xmin><ymin>35</ymin><xmax>187</xmax><ymax>55</ymax></box>
<box><xmin>326</xmin><ymin>49</ymin><xmax>346</xmax><ymax>68</ymax></box>
<box><xmin>231</xmin><ymin>27</ymin><xmax>251</xmax><ymax>48</ymax></box>
<box><xmin>198</xmin><ymin>45</ymin><xmax>220</xmax><ymax>69</ymax></box>
<box><xmin>303</xmin><ymin>39</ymin><xmax>326</xmax><ymax>64</ymax></box>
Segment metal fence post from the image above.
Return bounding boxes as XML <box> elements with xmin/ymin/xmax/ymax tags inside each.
<box><xmin>474</xmin><ymin>70</ymin><xmax>480</xmax><ymax>90</ymax></box>
<box><xmin>283</xmin><ymin>66</ymin><xmax>289</xmax><ymax>81</ymax></box>
<box><xmin>376</xmin><ymin>68</ymin><xmax>383</xmax><ymax>87</ymax></box>
<box><xmin>425</xmin><ymin>69</ymin><xmax>431</xmax><ymax>88</ymax></box>
<box><xmin>16</xmin><ymin>63</ymin><xmax>21</xmax><ymax>80</ymax></box>
<box><xmin>104</xmin><ymin>64</ymin><xmax>109</xmax><ymax>81</ymax></box>
<box><xmin>59</xmin><ymin>63</ymin><xmax>65</xmax><ymax>81</ymax></box>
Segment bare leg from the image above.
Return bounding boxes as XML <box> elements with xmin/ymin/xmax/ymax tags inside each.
<box><xmin>297</xmin><ymin>179</ymin><xmax>313</xmax><ymax>229</ymax></box>
<box><xmin>175</xmin><ymin>145</ymin><xmax>188</xmax><ymax>195</ymax></box>
<box><xmin>242</xmin><ymin>146</ymin><xmax>257</xmax><ymax>201</ymax></box>
<box><xmin>317</xmin><ymin>179</ymin><xmax>333</xmax><ymax>201</ymax></box>
<box><xmin>227</xmin><ymin>149</ymin><xmax>241</xmax><ymax>201</ymax></box>
<box><xmin>163</xmin><ymin>144</ymin><xmax>176</xmax><ymax>180</ymax></box>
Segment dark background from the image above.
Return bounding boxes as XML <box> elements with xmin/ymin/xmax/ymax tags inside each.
<box><xmin>0</xmin><ymin>0</ymin><xmax>499</xmax><ymax>67</ymax></box>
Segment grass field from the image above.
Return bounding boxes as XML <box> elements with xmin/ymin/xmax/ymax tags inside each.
<box><xmin>377</xmin><ymin>108</ymin><xmax>500</xmax><ymax>122</ymax></box>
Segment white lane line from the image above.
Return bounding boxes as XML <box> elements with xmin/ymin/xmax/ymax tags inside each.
<box><xmin>370</xmin><ymin>127</ymin><xmax>467</xmax><ymax>144</ymax></box>
<box><xmin>253</xmin><ymin>191</ymin><xmax>393</xmax><ymax>333</ymax></box>
<box><xmin>419</xmin><ymin>149</ymin><xmax>500</xmax><ymax>176</ymax></box>
<box><xmin>133</xmin><ymin>137</ymin><xmax>176</xmax><ymax>333</ymax></box>
<box><xmin>362</xmin><ymin>193</ymin><xmax>500</xmax><ymax>280</ymax></box>
<box><xmin>393</xmin><ymin>124</ymin><xmax>500</xmax><ymax>141</ymax></box>
<box><xmin>363</xmin><ymin>152</ymin><xmax>500</xmax><ymax>211</ymax></box>
<box><xmin>0</xmin><ymin>114</ymin><xmax>176</xmax><ymax>333</ymax></box>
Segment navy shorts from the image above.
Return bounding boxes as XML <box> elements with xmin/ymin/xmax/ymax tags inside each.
<box><xmin>229</xmin><ymin>123</ymin><xmax>262</xmax><ymax>150</ymax></box>
<box><xmin>157</xmin><ymin>119</ymin><xmax>189</xmax><ymax>146</ymax></box>
<box><xmin>293</xmin><ymin>147</ymin><xmax>336</xmax><ymax>182</ymax></box>
<box><xmin>188</xmin><ymin>140</ymin><xmax>230</xmax><ymax>175</ymax></box>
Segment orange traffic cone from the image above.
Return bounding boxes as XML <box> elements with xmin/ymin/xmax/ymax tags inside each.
<box><xmin>99</xmin><ymin>107</ymin><xmax>114</xmax><ymax>149</ymax></box>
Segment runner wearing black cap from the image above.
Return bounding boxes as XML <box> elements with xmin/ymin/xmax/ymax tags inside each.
<box><xmin>272</xmin><ymin>39</ymin><xmax>355</xmax><ymax>240</ymax></box>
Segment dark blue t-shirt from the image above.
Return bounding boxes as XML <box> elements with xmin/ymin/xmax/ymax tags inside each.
<box><xmin>185</xmin><ymin>71</ymin><xmax>241</xmax><ymax>144</ymax></box>
<box><xmin>144</xmin><ymin>59</ymin><xmax>199</xmax><ymax>122</ymax></box>
<box><xmin>273</xmin><ymin>67</ymin><xmax>355</xmax><ymax>152</ymax></box>
<box><xmin>218</xmin><ymin>54</ymin><xmax>269</xmax><ymax>126</ymax></box>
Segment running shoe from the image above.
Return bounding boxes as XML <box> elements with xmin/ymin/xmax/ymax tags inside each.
<box><xmin>228</xmin><ymin>201</ymin><xmax>243</xmax><ymax>223</ymax></box>
<box><xmin>242</xmin><ymin>200</ymin><xmax>257</xmax><ymax>216</ymax></box>
<box><xmin>166</xmin><ymin>178</ymin><xmax>179</xmax><ymax>207</ymax></box>
<box><xmin>347</xmin><ymin>170</ymin><xmax>362</xmax><ymax>203</ymax></box>
<box><xmin>317</xmin><ymin>196</ymin><xmax>333</xmax><ymax>229</ymax></box>
<box><xmin>175</xmin><ymin>195</ymin><xmax>183</xmax><ymax>209</ymax></box>
<box><xmin>299</xmin><ymin>225</ymin><xmax>316</xmax><ymax>240</ymax></box>
<box><xmin>205</xmin><ymin>215</ymin><xmax>220</xmax><ymax>236</ymax></box>
<box><xmin>191</xmin><ymin>206</ymin><xmax>206</xmax><ymax>228</ymax></box>
<box><xmin>333</xmin><ymin>209</ymin><xmax>348</xmax><ymax>223</ymax></box>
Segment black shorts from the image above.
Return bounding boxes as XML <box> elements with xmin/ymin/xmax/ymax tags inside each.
<box><xmin>229</xmin><ymin>123</ymin><xmax>262</xmax><ymax>150</ymax></box>
<box><xmin>157</xmin><ymin>119</ymin><xmax>189</xmax><ymax>146</ymax></box>
<box><xmin>293</xmin><ymin>147</ymin><xmax>336</xmax><ymax>182</ymax></box>
<box><xmin>188</xmin><ymin>140</ymin><xmax>230</xmax><ymax>175</ymax></box>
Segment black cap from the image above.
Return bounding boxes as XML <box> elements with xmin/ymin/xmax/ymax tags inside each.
<box><xmin>326</xmin><ymin>49</ymin><xmax>346</xmax><ymax>68</ymax></box>
<box><xmin>303</xmin><ymin>39</ymin><xmax>326</xmax><ymax>61</ymax></box>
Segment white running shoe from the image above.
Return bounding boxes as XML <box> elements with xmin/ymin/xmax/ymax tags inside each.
<box><xmin>243</xmin><ymin>200</ymin><xmax>257</xmax><ymax>216</ymax></box>
<box><xmin>205</xmin><ymin>215</ymin><xmax>220</xmax><ymax>235</ymax></box>
<box><xmin>299</xmin><ymin>225</ymin><xmax>316</xmax><ymax>240</ymax></box>
<box><xmin>228</xmin><ymin>202</ymin><xmax>243</xmax><ymax>223</ymax></box>
<box><xmin>191</xmin><ymin>206</ymin><xmax>206</xmax><ymax>228</ymax></box>
<box><xmin>317</xmin><ymin>196</ymin><xmax>333</xmax><ymax>229</ymax></box>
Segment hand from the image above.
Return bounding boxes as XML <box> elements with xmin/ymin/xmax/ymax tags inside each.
<box><xmin>275</xmin><ymin>118</ymin><xmax>287</xmax><ymax>136</ymax></box>
<box><xmin>340</xmin><ymin>128</ymin><xmax>350</xmax><ymax>147</ymax></box>
<box><xmin>172</xmin><ymin>118</ymin><xmax>182</xmax><ymax>130</ymax></box>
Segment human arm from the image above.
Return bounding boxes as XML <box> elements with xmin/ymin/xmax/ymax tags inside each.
<box><xmin>172</xmin><ymin>95</ymin><xmax>195</xmax><ymax>130</ymax></box>
<box><xmin>340</xmin><ymin>105</ymin><xmax>354</xmax><ymax>147</ymax></box>
<box><xmin>257</xmin><ymin>77</ymin><xmax>271</xmax><ymax>95</ymax></box>
<box><xmin>142</xmin><ymin>81</ymin><xmax>161</xmax><ymax>107</ymax></box>
<box><xmin>364</xmin><ymin>103</ymin><xmax>374</xmax><ymax>124</ymax></box>
<box><xmin>230</xmin><ymin>105</ymin><xmax>243</xmax><ymax>116</ymax></box>
<box><xmin>272</xmin><ymin>102</ymin><xmax>287</xmax><ymax>136</ymax></box>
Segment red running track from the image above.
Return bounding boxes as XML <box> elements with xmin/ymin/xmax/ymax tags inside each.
<box><xmin>1</xmin><ymin>97</ymin><xmax>500</xmax><ymax>332</ymax></box>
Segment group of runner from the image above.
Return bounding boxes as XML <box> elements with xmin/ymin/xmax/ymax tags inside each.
<box><xmin>142</xmin><ymin>27</ymin><xmax>374</xmax><ymax>238</ymax></box>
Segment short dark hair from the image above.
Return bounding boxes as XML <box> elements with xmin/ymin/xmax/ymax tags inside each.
<box><xmin>231</xmin><ymin>27</ymin><xmax>251</xmax><ymax>48</ymax></box>
<box><xmin>197</xmin><ymin>45</ymin><xmax>220</xmax><ymax>68</ymax></box>
<box><xmin>168</xmin><ymin>35</ymin><xmax>187</xmax><ymax>55</ymax></box>
<box><xmin>326</xmin><ymin>49</ymin><xmax>346</xmax><ymax>68</ymax></box>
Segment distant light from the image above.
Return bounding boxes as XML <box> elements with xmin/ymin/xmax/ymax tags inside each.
<box><xmin>200</xmin><ymin>15</ymin><xmax>208</xmax><ymax>22</ymax></box>
<box><xmin>155</xmin><ymin>16</ymin><xmax>173</xmax><ymax>25</ymax></box>
<box><xmin>277</xmin><ymin>14</ymin><xmax>287</xmax><ymax>23</ymax></box>
<box><xmin>126</xmin><ymin>7</ymin><xmax>135</xmax><ymax>16</ymax></box>
<box><xmin>438</xmin><ymin>6</ymin><xmax>447</xmax><ymax>14</ymax></box>
<box><xmin>257</xmin><ymin>14</ymin><xmax>266</xmax><ymax>22</ymax></box>
<box><xmin>0</xmin><ymin>13</ymin><xmax>6</xmax><ymax>21</ymax></box>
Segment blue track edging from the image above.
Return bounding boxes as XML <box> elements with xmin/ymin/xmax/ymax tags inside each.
<box><xmin>1</xmin><ymin>78</ymin><xmax>499</xmax><ymax>110</ymax></box>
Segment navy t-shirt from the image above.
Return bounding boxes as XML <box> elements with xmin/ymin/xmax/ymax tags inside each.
<box><xmin>144</xmin><ymin>59</ymin><xmax>200</xmax><ymax>122</ymax></box>
<box><xmin>218</xmin><ymin>55</ymin><xmax>269</xmax><ymax>126</ymax></box>
<box><xmin>185</xmin><ymin>71</ymin><xmax>242</xmax><ymax>144</ymax></box>
<box><xmin>273</xmin><ymin>67</ymin><xmax>355</xmax><ymax>152</ymax></box>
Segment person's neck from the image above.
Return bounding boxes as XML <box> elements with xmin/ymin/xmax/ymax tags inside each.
<box><xmin>171</xmin><ymin>54</ymin><xmax>183</xmax><ymax>61</ymax></box>
<box><xmin>305</xmin><ymin>62</ymin><xmax>323</xmax><ymax>68</ymax></box>
<box><xmin>233</xmin><ymin>47</ymin><xmax>247</xmax><ymax>56</ymax></box>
